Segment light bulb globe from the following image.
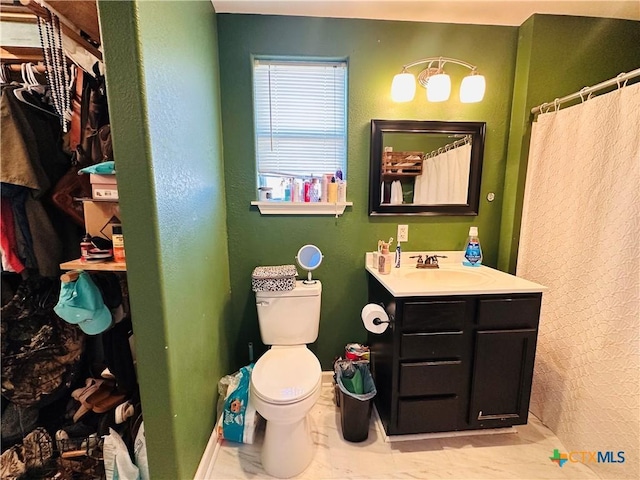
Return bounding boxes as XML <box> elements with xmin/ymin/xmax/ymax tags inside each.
<box><xmin>391</xmin><ymin>72</ymin><xmax>416</xmax><ymax>102</ymax></box>
<box><xmin>426</xmin><ymin>73</ymin><xmax>451</xmax><ymax>102</ymax></box>
<box><xmin>460</xmin><ymin>74</ymin><xmax>486</xmax><ymax>103</ymax></box>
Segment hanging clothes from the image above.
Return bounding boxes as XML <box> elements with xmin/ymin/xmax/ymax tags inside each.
<box><xmin>1</xmin><ymin>78</ymin><xmax>73</xmax><ymax>276</ymax></box>
<box><xmin>0</xmin><ymin>200</ymin><xmax>25</xmax><ymax>274</ymax></box>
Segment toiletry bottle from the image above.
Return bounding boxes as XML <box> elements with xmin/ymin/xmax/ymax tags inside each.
<box><xmin>284</xmin><ymin>179</ymin><xmax>291</xmax><ymax>201</ymax></box>
<box><xmin>327</xmin><ymin>177</ymin><xmax>338</xmax><ymax>203</ymax></box>
<box><xmin>337</xmin><ymin>180</ymin><xmax>346</xmax><ymax>202</ymax></box>
<box><xmin>304</xmin><ymin>180</ymin><xmax>311</xmax><ymax>202</ymax></box>
<box><xmin>378</xmin><ymin>241</ymin><xmax>393</xmax><ymax>275</ymax></box>
<box><xmin>462</xmin><ymin>226</ymin><xmax>483</xmax><ymax>267</ymax></box>
<box><xmin>80</xmin><ymin>233</ymin><xmax>92</xmax><ymax>260</ymax></box>
<box><xmin>310</xmin><ymin>177</ymin><xmax>320</xmax><ymax>202</ymax></box>
<box><xmin>395</xmin><ymin>241</ymin><xmax>401</xmax><ymax>268</ymax></box>
<box><xmin>372</xmin><ymin>240</ymin><xmax>382</xmax><ymax>268</ymax></box>
<box><xmin>112</xmin><ymin>225</ymin><xmax>126</xmax><ymax>263</ymax></box>
<box><xmin>292</xmin><ymin>179</ymin><xmax>300</xmax><ymax>202</ymax></box>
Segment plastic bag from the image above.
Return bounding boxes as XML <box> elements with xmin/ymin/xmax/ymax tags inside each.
<box><xmin>219</xmin><ymin>364</ymin><xmax>259</xmax><ymax>444</ymax></box>
<box><xmin>103</xmin><ymin>427</ymin><xmax>140</xmax><ymax>480</ymax></box>
<box><xmin>335</xmin><ymin>361</ymin><xmax>376</xmax><ymax>401</ymax></box>
<box><xmin>134</xmin><ymin>422</ymin><xmax>149</xmax><ymax>480</ymax></box>
<box><xmin>216</xmin><ymin>372</ymin><xmax>241</xmax><ymax>421</ymax></box>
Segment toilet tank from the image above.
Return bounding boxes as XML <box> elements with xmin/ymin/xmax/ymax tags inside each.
<box><xmin>255</xmin><ymin>281</ymin><xmax>322</xmax><ymax>345</ymax></box>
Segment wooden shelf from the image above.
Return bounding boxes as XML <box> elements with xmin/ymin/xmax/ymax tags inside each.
<box><xmin>74</xmin><ymin>197</ymin><xmax>119</xmax><ymax>203</ymax></box>
<box><xmin>60</xmin><ymin>258</ymin><xmax>126</xmax><ymax>272</ymax></box>
<box><xmin>250</xmin><ymin>201</ymin><xmax>352</xmax><ymax>216</ymax></box>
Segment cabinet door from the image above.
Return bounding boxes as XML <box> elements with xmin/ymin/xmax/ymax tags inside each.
<box><xmin>468</xmin><ymin>329</ymin><xmax>537</xmax><ymax>428</ymax></box>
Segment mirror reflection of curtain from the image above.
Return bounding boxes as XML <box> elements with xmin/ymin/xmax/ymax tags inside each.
<box><xmin>413</xmin><ymin>143</ymin><xmax>471</xmax><ymax>204</ymax></box>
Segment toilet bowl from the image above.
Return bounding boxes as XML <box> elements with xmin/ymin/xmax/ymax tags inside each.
<box><xmin>250</xmin><ymin>345</ymin><xmax>322</xmax><ymax>478</ymax></box>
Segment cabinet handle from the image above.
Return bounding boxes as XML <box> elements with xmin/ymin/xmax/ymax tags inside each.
<box><xmin>477</xmin><ymin>411</ymin><xmax>520</xmax><ymax>421</ymax></box>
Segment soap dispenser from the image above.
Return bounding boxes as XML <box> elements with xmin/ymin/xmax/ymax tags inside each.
<box><xmin>378</xmin><ymin>241</ymin><xmax>393</xmax><ymax>275</ymax></box>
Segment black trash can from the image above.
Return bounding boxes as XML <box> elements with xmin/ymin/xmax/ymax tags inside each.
<box><xmin>335</xmin><ymin>362</ymin><xmax>376</xmax><ymax>442</ymax></box>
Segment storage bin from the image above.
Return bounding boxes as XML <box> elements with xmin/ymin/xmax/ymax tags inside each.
<box><xmin>251</xmin><ymin>265</ymin><xmax>298</xmax><ymax>292</ymax></box>
<box><xmin>90</xmin><ymin>173</ymin><xmax>118</xmax><ymax>200</ymax></box>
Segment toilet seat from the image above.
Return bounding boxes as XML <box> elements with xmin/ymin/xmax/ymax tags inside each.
<box><xmin>252</xmin><ymin>346</ymin><xmax>321</xmax><ymax>405</ymax></box>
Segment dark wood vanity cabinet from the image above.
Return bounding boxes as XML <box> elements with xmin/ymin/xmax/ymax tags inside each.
<box><xmin>368</xmin><ymin>275</ymin><xmax>542</xmax><ymax>435</ymax></box>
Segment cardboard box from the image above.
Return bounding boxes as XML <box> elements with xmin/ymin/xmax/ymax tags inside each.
<box><xmin>83</xmin><ymin>200</ymin><xmax>121</xmax><ymax>241</ymax></box>
<box><xmin>90</xmin><ymin>173</ymin><xmax>119</xmax><ymax>200</ymax></box>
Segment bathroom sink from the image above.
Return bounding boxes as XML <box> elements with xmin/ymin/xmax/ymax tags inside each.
<box><xmin>366</xmin><ymin>251</ymin><xmax>547</xmax><ymax>297</ymax></box>
<box><xmin>399</xmin><ymin>268</ymin><xmax>492</xmax><ymax>287</ymax></box>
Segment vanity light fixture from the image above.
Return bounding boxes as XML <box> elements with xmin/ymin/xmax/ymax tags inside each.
<box><xmin>391</xmin><ymin>56</ymin><xmax>485</xmax><ymax>103</ymax></box>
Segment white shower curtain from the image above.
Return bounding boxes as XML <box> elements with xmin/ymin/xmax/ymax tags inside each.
<box><xmin>413</xmin><ymin>143</ymin><xmax>471</xmax><ymax>204</ymax></box>
<box><xmin>518</xmin><ymin>82</ymin><xmax>640</xmax><ymax>479</ymax></box>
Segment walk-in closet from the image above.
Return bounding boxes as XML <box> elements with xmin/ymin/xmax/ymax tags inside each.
<box><xmin>1</xmin><ymin>1</ymin><xmax>147</xmax><ymax>478</ymax></box>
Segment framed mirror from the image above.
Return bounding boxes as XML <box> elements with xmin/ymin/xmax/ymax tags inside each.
<box><xmin>369</xmin><ymin>119</ymin><xmax>486</xmax><ymax>216</ymax></box>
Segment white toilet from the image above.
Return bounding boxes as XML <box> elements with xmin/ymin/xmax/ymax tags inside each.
<box><xmin>250</xmin><ymin>280</ymin><xmax>322</xmax><ymax>479</ymax></box>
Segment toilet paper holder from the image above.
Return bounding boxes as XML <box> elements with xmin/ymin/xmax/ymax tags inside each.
<box><xmin>373</xmin><ymin>302</ymin><xmax>394</xmax><ymax>326</ymax></box>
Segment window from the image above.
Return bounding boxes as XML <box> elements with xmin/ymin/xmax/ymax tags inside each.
<box><xmin>253</xmin><ymin>59</ymin><xmax>347</xmax><ymax>200</ymax></box>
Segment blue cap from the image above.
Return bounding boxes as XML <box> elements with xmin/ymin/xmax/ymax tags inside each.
<box><xmin>78</xmin><ymin>161</ymin><xmax>115</xmax><ymax>175</ymax></box>
<box><xmin>54</xmin><ymin>272</ymin><xmax>113</xmax><ymax>335</ymax></box>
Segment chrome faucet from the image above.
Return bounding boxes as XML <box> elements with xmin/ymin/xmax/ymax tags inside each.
<box><xmin>409</xmin><ymin>255</ymin><xmax>424</xmax><ymax>267</ymax></box>
<box><xmin>425</xmin><ymin>254</ymin><xmax>447</xmax><ymax>268</ymax></box>
<box><xmin>410</xmin><ymin>254</ymin><xmax>447</xmax><ymax>268</ymax></box>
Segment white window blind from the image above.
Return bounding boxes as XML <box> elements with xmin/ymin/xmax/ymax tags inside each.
<box><xmin>253</xmin><ymin>59</ymin><xmax>347</xmax><ymax>179</ymax></box>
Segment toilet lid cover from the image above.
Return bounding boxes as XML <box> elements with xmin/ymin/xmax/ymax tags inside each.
<box><xmin>252</xmin><ymin>347</ymin><xmax>321</xmax><ymax>404</ymax></box>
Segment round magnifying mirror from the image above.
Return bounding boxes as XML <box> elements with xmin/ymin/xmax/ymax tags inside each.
<box><xmin>296</xmin><ymin>244</ymin><xmax>323</xmax><ymax>283</ymax></box>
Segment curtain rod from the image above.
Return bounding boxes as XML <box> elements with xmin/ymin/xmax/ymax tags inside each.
<box><xmin>424</xmin><ymin>135</ymin><xmax>471</xmax><ymax>159</ymax></box>
<box><xmin>531</xmin><ymin>68</ymin><xmax>640</xmax><ymax>115</ymax></box>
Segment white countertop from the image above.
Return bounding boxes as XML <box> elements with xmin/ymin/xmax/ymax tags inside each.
<box><xmin>366</xmin><ymin>251</ymin><xmax>547</xmax><ymax>297</ymax></box>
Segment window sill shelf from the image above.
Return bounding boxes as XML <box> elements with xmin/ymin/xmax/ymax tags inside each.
<box><xmin>250</xmin><ymin>201</ymin><xmax>353</xmax><ymax>216</ymax></box>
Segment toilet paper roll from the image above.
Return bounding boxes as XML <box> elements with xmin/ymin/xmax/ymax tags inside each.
<box><xmin>361</xmin><ymin>303</ymin><xmax>389</xmax><ymax>334</ymax></box>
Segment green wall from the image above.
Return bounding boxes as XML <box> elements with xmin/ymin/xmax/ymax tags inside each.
<box><xmin>498</xmin><ymin>15</ymin><xmax>640</xmax><ymax>272</ymax></box>
<box><xmin>218</xmin><ymin>15</ymin><xmax>518</xmax><ymax>369</ymax></box>
<box><xmin>98</xmin><ymin>1</ymin><xmax>230</xmax><ymax>478</ymax></box>
<box><xmin>95</xmin><ymin>5</ymin><xmax>639</xmax><ymax>475</ymax></box>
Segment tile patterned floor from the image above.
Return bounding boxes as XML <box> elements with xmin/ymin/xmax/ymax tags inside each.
<box><xmin>206</xmin><ymin>384</ymin><xmax>599</xmax><ymax>479</ymax></box>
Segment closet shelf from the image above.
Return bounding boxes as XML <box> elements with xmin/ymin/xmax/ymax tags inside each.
<box><xmin>74</xmin><ymin>197</ymin><xmax>119</xmax><ymax>203</ymax></box>
<box><xmin>60</xmin><ymin>258</ymin><xmax>126</xmax><ymax>272</ymax></box>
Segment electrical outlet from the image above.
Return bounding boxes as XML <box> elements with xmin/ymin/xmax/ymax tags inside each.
<box><xmin>397</xmin><ymin>224</ymin><xmax>409</xmax><ymax>242</ymax></box>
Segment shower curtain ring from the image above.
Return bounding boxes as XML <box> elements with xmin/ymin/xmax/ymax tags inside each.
<box><xmin>616</xmin><ymin>72</ymin><xmax>628</xmax><ymax>89</ymax></box>
<box><xmin>579</xmin><ymin>87</ymin><xmax>590</xmax><ymax>103</ymax></box>
<box><xmin>553</xmin><ymin>98</ymin><xmax>560</xmax><ymax>112</ymax></box>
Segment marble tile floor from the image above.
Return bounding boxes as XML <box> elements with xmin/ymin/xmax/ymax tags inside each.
<box><xmin>207</xmin><ymin>384</ymin><xmax>599</xmax><ymax>480</ymax></box>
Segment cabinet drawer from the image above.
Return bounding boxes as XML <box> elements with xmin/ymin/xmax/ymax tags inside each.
<box><xmin>403</xmin><ymin>300</ymin><xmax>467</xmax><ymax>333</ymax></box>
<box><xmin>400</xmin><ymin>332</ymin><xmax>463</xmax><ymax>359</ymax></box>
<box><xmin>397</xmin><ymin>396</ymin><xmax>459</xmax><ymax>433</ymax></box>
<box><xmin>399</xmin><ymin>361</ymin><xmax>462</xmax><ymax>396</ymax></box>
<box><xmin>477</xmin><ymin>296</ymin><xmax>541</xmax><ymax>329</ymax></box>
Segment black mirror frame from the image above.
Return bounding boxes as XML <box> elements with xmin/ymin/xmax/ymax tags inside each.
<box><xmin>369</xmin><ymin>119</ymin><xmax>486</xmax><ymax>216</ymax></box>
